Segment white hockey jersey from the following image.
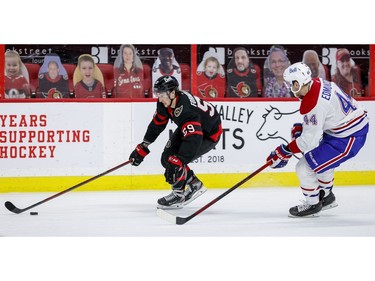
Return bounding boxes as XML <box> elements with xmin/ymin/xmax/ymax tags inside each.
<box><xmin>289</xmin><ymin>78</ymin><xmax>369</xmax><ymax>154</ymax></box>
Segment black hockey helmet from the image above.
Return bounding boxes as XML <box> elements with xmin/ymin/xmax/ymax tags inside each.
<box><xmin>153</xmin><ymin>75</ymin><xmax>179</xmax><ymax>94</ymax></box>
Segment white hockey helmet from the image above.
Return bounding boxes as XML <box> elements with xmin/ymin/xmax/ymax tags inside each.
<box><xmin>283</xmin><ymin>62</ymin><xmax>312</xmax><ymax>97</ymax></box>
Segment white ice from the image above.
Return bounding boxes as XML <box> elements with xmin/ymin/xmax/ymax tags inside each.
<box><xmin>1</xmin><ymin>185</ymin><xmax>375</xmax><ymax>236</ymax></box>
<box><xmin>2</xmin><ymin>186</ymin><xmax>375</xmax><ymax>281</ymax></box>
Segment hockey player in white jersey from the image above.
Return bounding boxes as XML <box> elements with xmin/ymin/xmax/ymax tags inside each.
<box><xmin>267</xmin><ymin>62</ymin><xmax>369</xmax><ymax>218</ymax></box>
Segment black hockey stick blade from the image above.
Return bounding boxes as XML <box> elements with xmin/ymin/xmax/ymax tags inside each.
<box><xmin>156</xmin><ymin>160</ymin><xmax>272</xmax><ymax>225</ymax></box>
<box><xmin>4</xmin><ymin>201</ymin><xmax>22</xmax><ymax>214</ymax></box>
<box><xmin>4</xmin><ymin>159</ymin><xmax>133</xmax><ymax>214</ymax></box>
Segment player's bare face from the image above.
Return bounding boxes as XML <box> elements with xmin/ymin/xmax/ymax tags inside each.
<box><xmin>291</xmin><ymin>83</ymin><xmax>302</xmax><ymax>97</ymax></box>
<box><xmin>205</xmin><ymin>61</ymin><xmax>218</xmax><ymax>77</ymax></box>
<box><xmin>290</xmin><ymin>81</ymin><xmax>308</xmax><ymax>99</ymax></box>
<box><xmin>157</xmin><ymin>92</ymin><xmax>172</xmax><ymax>107</ymax></box>
<box><xmin>79</xmin><ymin>61</ymin><xmax>95</xmax><ymax>82</ymax></box>
<box><xmin>235</xmin><ymin>50</ymin><xmax>249</xmax><ymax>72</ymax></box>
<box><xmin>5</xmin><ymin>57</ymin><xmax>20</xmax><ymax>77</ymax></box>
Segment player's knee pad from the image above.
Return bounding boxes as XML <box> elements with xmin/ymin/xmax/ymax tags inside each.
<box><xmin>317</xmin><ymin>168</ymin><xmax>334</xmax><ymax>182</ymax></box>
<box><xmin>296</xmin><ymin>156</ymin><xmax>318</xmax><ymax>188</ymax></box>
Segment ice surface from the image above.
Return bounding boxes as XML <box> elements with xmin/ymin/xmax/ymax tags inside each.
<box><xmin>2</xmin><ymin>186</ymin><xmax>374</xmax><ymax>281</ymax></box>
<box><xmin>1</xmin><ymin>186</ymin><xmax>375</xmax><ymax>237</ymax></box>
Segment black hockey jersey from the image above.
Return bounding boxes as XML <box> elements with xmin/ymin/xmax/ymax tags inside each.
<box><xmin>144</xmin><ymin>91</ymin><xmax>222</xmax><ymax>163</ymax></box>
<box><xmin>38</xmin><ymin>73</ymin><xmax>69</xmax><ymax>98</ymax></box>
<box><xmin>226</xmin><ymin>64</ymin><xmax>259</xmax><ymax>98</ymax></box>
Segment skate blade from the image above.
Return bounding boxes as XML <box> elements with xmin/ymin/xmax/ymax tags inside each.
<box><xmin>183</xmin><ymin>186</ymin><xmax>207</xmax><ymax>206</ymax></box>
<box><xmin>288</xmin><ymin>212</ymin><xmax>321</xmax><ymax>218</ymax></box>
<box><xmin>321</xmin><ymin>201</ymin><xmax>338</xmax><ymax>211</ymax></box>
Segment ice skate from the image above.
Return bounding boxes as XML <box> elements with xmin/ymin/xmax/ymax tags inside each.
<box><xmin>157</xmin><ymin>190</ymin><xmax>185</xmax><ymax>209</ymax></box>
<box><xmin>288</xmin><ymin>200</ymin><xmax>322</xmax><ymax>218</ymax></box>
<box><xmin>321</xmin><ymin>192</ymin><xmax>338</xmax><ymax>211</ymax></box>
<box><xmin>183</xmin><ymin>176</ymin><xmax>207</xmax><ymax>206</ymax></box>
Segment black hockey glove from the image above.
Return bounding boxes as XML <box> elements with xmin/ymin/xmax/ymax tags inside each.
<box><xmin>129</xmin><ymin>142</ymin><xmax>150</xmax><ymax>166</ymax></box>
<box><xmin>164</xmin><ymin>155</ymin><xmax>186</xmax><ymax>185</ymax></box>
<box><xmin>291</xmin><ymin>123</ymin><xmax>303</xmax><ymax>140</ymax></box>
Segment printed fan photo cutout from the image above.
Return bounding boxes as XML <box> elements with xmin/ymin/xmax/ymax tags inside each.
<box><xmin>152</xmin><ymin>47</ymin><xmax>182</xmax><ymax>97</ymax></box>
<box><xmin>38</xmin><ymin>53</ymin><xmax>69</xmax><ymax>98</ymax></box>
<box><xmin>226</xmin><ymin>47</ymin><xmax>261</xmax><ymax>98</ymax></box>
<box><xmin>113</xmin><ymin>44</ymin><xmax>145</xmax><ymax>98</ymax></box>
<box><xmin>73</xmin><ymin>54</ymin><xmax>106</xmax><ymax>99</ymax></box>
<box><xmin>4</xmin><ymin>50</ymin><xmax>31</xmax><ymax>99</ymax></box>
<box><xmin>196</xmin><ymin>47</ymin><xmax>226</xmax><ymax>98</ymax></box>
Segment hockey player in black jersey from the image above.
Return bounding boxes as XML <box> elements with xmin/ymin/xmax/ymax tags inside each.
<box><xmin>129</xmin><ymin>75</ymin><xmax>222</xmax><ymax>209</ymax></box>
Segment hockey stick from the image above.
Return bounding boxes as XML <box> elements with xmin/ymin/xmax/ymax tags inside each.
<box><xmin>5</xmin><ymin>159</ymin><xmax>133</xmax><ymax>214</ymax></box>
<box><xmin>157</xmin><ymin>160</ymin><xmax>272</xmax><ymax>225</ymax></box>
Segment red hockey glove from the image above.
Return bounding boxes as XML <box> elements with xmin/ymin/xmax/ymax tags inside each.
<box><xmin>164</xmin><ymin>155</ymin><xmax>187</xmax><ymax>186</ymax></box>
<box><xmin>291</xmin><ymin>123</ymin><xmax>303</xmax><ymax>140</ymax></box>
<box><xmin>267</xmin><ymin>144</ymin><xmax>293</xmax><ymax>169</ymax></box>
<box><xmin>129</xmin><ymin>142</ymin><xmax>150</xmax><ymax>166</ymax></box>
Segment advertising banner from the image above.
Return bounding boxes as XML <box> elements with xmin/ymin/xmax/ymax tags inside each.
<box><xmin>1</xmin><ymin>100</ymin><xmax>374</xmax><ymax>178</ymax></box>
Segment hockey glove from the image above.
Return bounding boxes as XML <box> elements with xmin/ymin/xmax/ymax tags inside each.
<box><xmin>291</xmin><ymin>123</ymin><xmax>303</xmax><ymax>140</ymax></box>
<box><xmin>164</xmin><ymin>155</ymin><xmax>187</xmax><ymax>186</ymax></box>
<box><xmin>129</xmin><ymin>142</ymin><xmax>150</xmax><ymax>166</ymax></box>
<box><xmin>267</xmin><ymin>144</ymin><xmax>293</xmax><ymax>169</ymax></box>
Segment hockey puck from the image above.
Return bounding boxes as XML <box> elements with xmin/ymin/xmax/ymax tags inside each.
<box><xmin>30</xmin><ymin>212</ymin><xmax>38</xmax><ymax>215</ymax></box>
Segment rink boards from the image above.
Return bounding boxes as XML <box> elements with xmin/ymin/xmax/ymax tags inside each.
<box><xmin>1</xmin><ymin>99</ymin><xmax>374</xmax><ymax>192</ymax></box>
